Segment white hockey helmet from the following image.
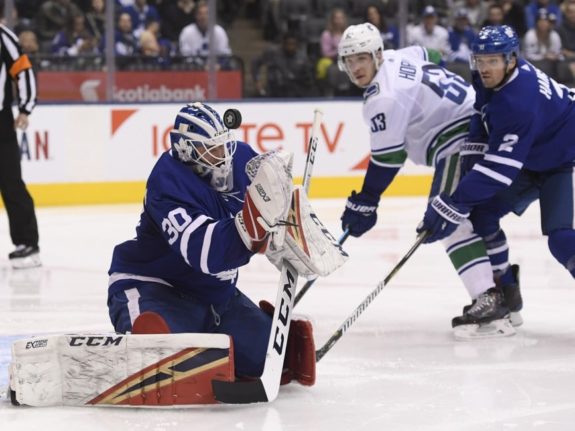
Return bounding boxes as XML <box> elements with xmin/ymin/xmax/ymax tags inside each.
<box><xmin>169</xmin><ymin>102</ymin><xmax>237</xmax><ymax>192</ymax></box>
<box><xmin>337</xmin><ymin>23</ymin><xmax>384</xmax><ymax>84</ymax></box>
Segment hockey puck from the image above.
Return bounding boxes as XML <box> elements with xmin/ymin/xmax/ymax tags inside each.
<box><xmin>223</xmin><ymin>109</ymin><xmax>242</xmax><ymax>129</ymax></box>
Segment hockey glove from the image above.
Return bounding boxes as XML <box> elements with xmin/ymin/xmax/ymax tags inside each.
<box><xmin>417</xmin><ymin>192</ymin><xmax>470</xmax><ymax>243</ymax></box>
<box><xmin>235</xmin><ymin>151</ymin><xmax>293</xmax><ymax>252</ymax></box>
<box><xmin>341</xmin><ymin>190</ymin><xmax>379</xmax><ymax>237</ymax></box>
<box><xmin>459</xmin><ymin>141</ymin><xmax>488</xmax><ymax>176</ymax></box>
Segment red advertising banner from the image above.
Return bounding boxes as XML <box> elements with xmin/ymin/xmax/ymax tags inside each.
<box><xmin>38</xmin><ymin>71</ymin><xmax>242</xmax><ymax>102</ymax></box>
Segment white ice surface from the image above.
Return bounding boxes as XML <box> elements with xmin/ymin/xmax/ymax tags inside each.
<box><xmin>1</xmin><ymin>198</ymin><xmax>575</xmax><ymax>430</ymax></box>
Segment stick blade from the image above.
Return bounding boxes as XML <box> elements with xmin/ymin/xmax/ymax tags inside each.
<box><xmin>212</xmin><ymin>379</ymin><xmax>269</xmax><ymax>404</ymax></box>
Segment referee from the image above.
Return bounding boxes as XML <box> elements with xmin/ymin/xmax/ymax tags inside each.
<box><xmin>0</xmin><ymin>23</ymin><xmax>40</xmax><ymax>268</ymax></box>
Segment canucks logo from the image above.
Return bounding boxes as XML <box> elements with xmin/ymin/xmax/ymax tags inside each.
<box><xmin>364</xmin><ymin>83</ymin><xmax>380</xmax><ymax>101</ymax></box>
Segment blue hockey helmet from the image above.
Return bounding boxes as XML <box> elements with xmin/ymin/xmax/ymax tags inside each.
<box><xmin>169</xmin><ymin>102</ymin><xmax>237</xmax><ymax>191</ymax></box>
<box><xmin>470</xmin><ymin>25</ymin><xmax>519</xmax><ymax>69</ymax></box>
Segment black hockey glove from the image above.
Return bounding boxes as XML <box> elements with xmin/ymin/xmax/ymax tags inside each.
<box><xmin>341</xmin><ymin>190</ymin><xmax>379</xmax><ymax>237</ymax></box>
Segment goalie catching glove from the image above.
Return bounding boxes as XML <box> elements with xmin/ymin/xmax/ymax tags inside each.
<box><xmin>235</xmin><ymin>151</ymin><xmax>294</xmax><ymax>252</ymax></box>
<box><xmin>266</xmin><ymin>186</ymin><xmax>349</xmax><ymax>277</ymax></box>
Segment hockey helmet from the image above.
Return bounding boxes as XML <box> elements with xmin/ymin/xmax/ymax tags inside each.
<box><xmin>337</xmin><ymin>23</ymin><xmax>384</xmax><ymax>85</ymax></box>
<box><xmin>470</xmin><ymin>25</ymin><xmax>519</xmax><ymax>69</ymax></box>
<box><xmin>169</xmin><ymin>102</ymin><xmax>237</xmax><ymax>192</ymax></box>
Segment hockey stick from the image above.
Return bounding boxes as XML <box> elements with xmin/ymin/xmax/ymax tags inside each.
<box><xmin>316</xmin><ymin>231</ymin><xmax>428</xmax><ymax>362</ymax></box>
<box><xmin>294</xmin><ymin>228</ymin><xmax>350</xmax><ymax>306</ymax></box>
<box><xmin>212</xmin><ymin>109</ymin><xmax>324</xmax><ymax>404</ymax></box>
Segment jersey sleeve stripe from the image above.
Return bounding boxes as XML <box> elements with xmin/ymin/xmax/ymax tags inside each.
<box><xmin>180</xmin><ymin>214</ymin><xmax>210</xmax><ymax>266</ymax></box>
<box><xmin>0</xmin><ymin>28</ymin><xmax>20</xmax><ymax>61</ymax></box>
<box><xmin>483</xmin><ymin>154</ymin><xmax>523</xmax><ymax>169</ymax></box>
<box><xmin>372</xmin><ymin>143</ymin><xmax>405</xmax><ymax>154</ymax></box>
<box><xmin>371</xmin><ymin>149</ymin><xmax>407</xmax><ymax>167</ymax></box>
<box><xmin>471</xmin><ymin>164</ymin><xmax>513</xmax><ymax>185</ymax></box>
<box><xmin>200</xmin><ymin>222</ymin><xmax>216</xmax><ymax>274</ymax></box>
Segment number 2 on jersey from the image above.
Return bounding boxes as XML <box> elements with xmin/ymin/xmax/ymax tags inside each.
<box><xmin>421</xmin><ymin>64</ymin><xmax>470</xmax><ymax>105</ymax></box>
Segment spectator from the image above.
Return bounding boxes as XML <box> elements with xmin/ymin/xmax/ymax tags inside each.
<box><xmin>122</xmin><ymin>0</ymin><xmax>160</xmax><ymax>38</ymax></box>
<box><xmin>161</xmin><ymin>0</ymin><xmax>195</xmax><ymax>42</ymax></box>
<box><xmin>408</xmin><ymin>6</ymin><xmax>452</xmax><ymax>61</ymax></box>
<box><xmin>51</xmin><ymin>14</ymin><xmax>99</xmax><ymax>56</ymax></box>
<box><xmin>501</xmin><ymin>0</ymin><xmax>528</xmax><ymax>38</ymax></box>
<box><xmin>448</xmin><ymin>8</ymin><xmax>476</xmax><ymax>63</ymax></box>
<box><xmin>85</xmin><ymin>0</ymin><xmax>106</xmax><ymax>41</ymax></box>
<box><xmin>139</xmin><ymin>17</ymin><xmax>172</xmax><ymax>67</ymax></box>
<box><xmin>523</xmin><ymin>8</ymin><xmax>562</xmax><ymax>79</ymax></box>
<box><xmin>558</xmin><ymin>2</ymin><xmax>575</xmax><ymax>58</ymax></box>
<box><xmin>115</xmin><ymin>12</ymin><xmax>138</xmax><ymax>56</ymax></box>
<box><xmin>525</xmin><ymin>0</ymin><xmax>562</xmax><ymax>29</ymax></box>
<box><xmin>252</xmin><ymin>32</ymin><xmax>315</xmax><ymax>98</ymax></box>
<box><xmin>315</xmin><ymin>7</ymin><xmax>347</xmax><ymax>87</ymax></box>
<box><xmin>412</xmin><ymin>1</ymin><xmax>450</xmax><ymax>24</ymax></box>
<box><xmin>365</xmin><ymin>3</ymin><xmax>399</xmax><ymax>49</ymax></box>
<box><xmin>18</xmin><ymin>29</ymin><xmax>39</xmax><ymax>55</ymax></box>
<box><xmin>35</xmin><ymin>0</ymin><xmax>82</xmax><ymax>41</ymax></box>
<box><xmin>453</xmin><ymin>0</ymin><xmax>488</xmax><ymax>31</ymax></box>
<box><xmin>483</xmin><ymin>3</ymin><xmax>505</xmax><ymax>27</ymax></box>
<box><xmin>179</xmin><ymin>1</ymin><xmax>231</xmax><ymax>69</ymax></box>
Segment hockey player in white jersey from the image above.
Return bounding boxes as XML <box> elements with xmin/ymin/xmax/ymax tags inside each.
<box><xmin>337</xmin><ymin>23</ymin><xmax>517</xmax><ymax>339</ymax></box>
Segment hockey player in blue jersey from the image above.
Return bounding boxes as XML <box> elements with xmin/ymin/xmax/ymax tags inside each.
<box><xmin>106</xmin><ymin>102</ymin><xmax>346</xmax><ymax>389</ymax></box>
<box><xmin>418</xmin><ymin>25</ymin><xmax>575</xmax><ymax>329</ymax></box>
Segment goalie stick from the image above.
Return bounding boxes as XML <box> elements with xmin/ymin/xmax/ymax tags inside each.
<box><xmin>316</xmin><ymin>231</ymin><xmax>428</xmax><ymax>362</ymax></box>
<box><xmin>212</xmin><ymin>109</ymin><xmax>324</xmax><ymax>404</ymax></box>
<box><xmin>294</xmin><ymin>228</ymin><xmax>350</xmax><ymax>306</ymax></box>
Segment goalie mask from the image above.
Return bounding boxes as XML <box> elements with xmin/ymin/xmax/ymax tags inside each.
<box><xmin>337</xmin><ymin>23</ymin><xmax>384</xmax><ymax>87</ymax></box>
<box><xmin>170</xmin><ymin>102</ymin><xmax>237</xmax><ymax>192</ymax></box>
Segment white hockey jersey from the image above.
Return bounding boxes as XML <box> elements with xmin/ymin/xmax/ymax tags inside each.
<box><xmin>364</xmin><ymin>46</ymin><xmax>475</xmax><ymax>168</ymax></box>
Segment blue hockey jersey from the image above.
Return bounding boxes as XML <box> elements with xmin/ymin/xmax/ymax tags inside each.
<box><xmin>108</xmin><ymin>142</ymin><xmax>258</xmax><ymax>305</ymax></box>
<box><xmin>453</xmin><ymin>58</ymin><xmax>575</xmax><ymax>207</ymax></box>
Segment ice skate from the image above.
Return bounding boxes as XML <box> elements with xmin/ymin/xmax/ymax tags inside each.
<box><xmin>453</xmin><ymin>287</ymin><xmax>515</xmax><ymax>340</ymax></box>
<box><xmin>498</xmin><ymin>264</ymin><xmax>523</xmax><ymax>327</ymax></box>
<box><xmin>9</xmin><ymin>245</ymin><xmax>41</xmax><ymax>269</ymax></box>
<box><xmin>461</xmin><ymin>264</ymin><xmax>523</xmax><ymax>327</ymax></box>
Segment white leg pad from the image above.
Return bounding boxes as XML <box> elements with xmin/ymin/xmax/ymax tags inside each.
<box><xmin>9</xmin><ymin>333</ymin><xmax>234</xmax><ymax>407</ymax></box>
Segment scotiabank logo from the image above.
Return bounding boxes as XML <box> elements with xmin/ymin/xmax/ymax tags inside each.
<box><xmin>80</xmin><ymin>80</ymin><xmax>207</xmax><ymax>102</ymax></box>
<box><xmin>113</xmin><ymin>84</ymin><xmax>206</xmax><ymax>102</ymax></box>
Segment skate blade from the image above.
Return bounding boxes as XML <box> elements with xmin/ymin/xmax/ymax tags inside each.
<box><xmin>510</xmin><ymin>311</ymin><xmax>523</xmax><ymax>327</ymax></box>
<box><xmin>11</xmin><ymin>255</ymin><xmax>42</xmax><ymax>270</ymax></box>
<box><xmin>453</xmin><ymin>318</ymin><xmax>516</xmax><ymax>341</ymax></box>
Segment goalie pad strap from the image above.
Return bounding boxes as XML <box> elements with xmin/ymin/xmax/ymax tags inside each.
<box><xmin>10</xmin><ymin>333</ymin><xmax>234</xmax><ymax>407</ymax></box>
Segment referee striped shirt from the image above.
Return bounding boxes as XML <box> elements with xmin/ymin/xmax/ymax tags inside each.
<box><xmin>0</xmin><ymin>24</ymin><xmax>36</xmax><ymax>114</ymax></box>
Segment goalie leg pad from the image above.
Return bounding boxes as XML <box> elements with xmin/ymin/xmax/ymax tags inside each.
<box><xmin>9</xmin><ymin>333</ymin><xmax>235</xmax><ymax>406</ymax></box>
<box><xmin>259</xmin><ymin>300</ymin><xmax>316</xmax><ymax>386</ymax></box>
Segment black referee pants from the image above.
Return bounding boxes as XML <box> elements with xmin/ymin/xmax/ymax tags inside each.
<box><xmin>0</xmin><ymin>108</ymin><xmax>38</xmax><ymax>247</ymax></box>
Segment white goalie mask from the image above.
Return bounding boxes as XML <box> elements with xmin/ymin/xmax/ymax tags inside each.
<box><xmin>337</xmin><ymin>23</ymin><xmax>384</xmax><ymax>87</ymax></box>
<box><xmin>169</xmin><ymin>102</ymin><xmax>237</xmax><ymax>192</ymax></box>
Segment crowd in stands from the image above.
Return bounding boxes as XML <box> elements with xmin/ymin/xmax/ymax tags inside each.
<box><xmin>3</xmin><ymin>0</ymin><xmax>575</xmax><ymax>98</ymax></box>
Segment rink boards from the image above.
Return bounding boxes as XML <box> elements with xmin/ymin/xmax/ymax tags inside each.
<box><xmin>13</xmin><ymin>101</ymin><xmax>433</xmax><ymax>206</ymax></box>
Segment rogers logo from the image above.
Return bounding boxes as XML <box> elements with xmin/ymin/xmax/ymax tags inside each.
<box><xmin>113</xmin><ymin>84</ymin><xmax>206</xmax><ymax>102</ymax></box>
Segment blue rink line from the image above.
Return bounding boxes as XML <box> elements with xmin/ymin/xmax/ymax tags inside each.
<box><xmin>0</xmin><ymin>335</ymin><xmax>27</xmax><ymax>400</ymax></box>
